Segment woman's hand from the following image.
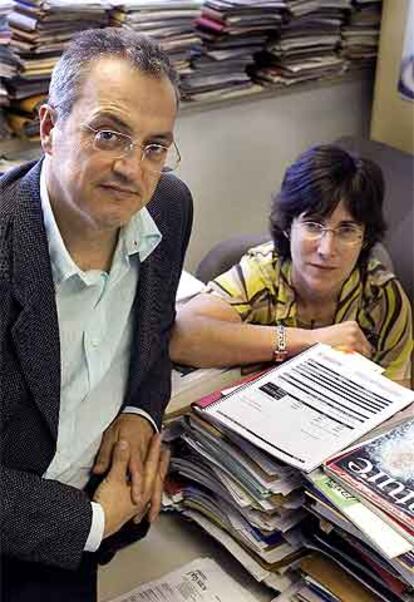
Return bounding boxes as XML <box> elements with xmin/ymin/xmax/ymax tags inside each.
<box><xmin>309</xmin><ymin>321</ymin><xmax>373</xmax><ymax>357</ymax></box>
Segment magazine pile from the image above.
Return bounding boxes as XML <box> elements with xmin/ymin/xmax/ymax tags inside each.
<box><xmin>108</xmin><ymin>1</ymin><xmax>203</xmax><ymax>83</ymax></box>
<box><xmin>163</xmin><ymin>343</ymin><xmax>414</xmax><ymax>599</ymax></box>
<box><xmin>300</xmin><ymin>412</ymin><xmax>414</xmax><ymax>602</ymax></box>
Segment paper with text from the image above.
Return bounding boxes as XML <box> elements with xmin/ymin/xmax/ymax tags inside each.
<box><xmin>108</xmin><ymin>557</ymin><xmax>257</xmax><ymax>602</ymax></box>
<box><xmin>199</xmin><ymin>345</ymin><xmax>414</xmax><ymax>472</ymax></box>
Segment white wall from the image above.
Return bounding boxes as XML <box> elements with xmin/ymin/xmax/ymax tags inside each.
<box><xmin>175</xmin><ymin>74</ymin><xmax>373</xmax><ymax>272</ymax></box>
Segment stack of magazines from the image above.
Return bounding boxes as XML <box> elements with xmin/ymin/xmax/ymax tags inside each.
<box><xmin>108</xmin><ymin>0</ymin><xmax>202</xmax><ymax>83</ymax></box>
<box><xmin>0</xmin><ymin>1</ymin><xmax>18</xmax><ymax>80</ymax></box>
<box><xmin>5</xmin><ymin>0</ymin><xmax>108</xmax><ymax>138</ymax></box>
<box><xmin>0</xmin><ymin>0</ymin><xmax>17</xmax><ymax>138</ymax></box>
<box><xmin>180</xmin><ymin>0</ymin><xmax>285</xmax><ymax>102</ymax></box>
<box><xmin>254</xmin><ymin>0</ymin><xmax>349</xmax><ymax>87</ymax></box>
<box><xmin>296</xmin><ymin>413</ymin><xmax>414</xmax><ymax>601</ymax></box>
<box><xmin>164</xmin><ymin>410</ymin><xmax>307</xmax><ymax>593</ymax></box>
<box><xmin>340</xmin><ymin>0</ymin><xmax>382</xmax><ymax>68</ymax></box>
<box><xmin>164</xmin><ymin>344</ymin><xmax>414</xmax><ymax>599</ymax></box>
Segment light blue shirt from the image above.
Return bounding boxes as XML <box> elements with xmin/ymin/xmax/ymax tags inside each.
<box><xmin>40</xmin><ymin>159</ymin><xmax>162</xmax><ymax>551</ymax></box>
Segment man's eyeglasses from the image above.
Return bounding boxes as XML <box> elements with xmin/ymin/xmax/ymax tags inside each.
<box><xmin>298</xmin><ymin>221</ymin><xmax>364</xmax><ymax>246</ymax></box>
<box><xmin>81</xmin><ymin>124</ymin><xmax>181</xmax><ymax>174</ymax></box>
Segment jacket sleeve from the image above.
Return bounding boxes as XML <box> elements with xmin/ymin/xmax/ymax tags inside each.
<box><xmin>124</xmin><ymin>175</ymin><xmax>194</xmax><ymax>429</ymax></box>
<box><xmin>0</xmin><ymin>465</ymin><xmax>92</xmax><ymax>569</ymax></box>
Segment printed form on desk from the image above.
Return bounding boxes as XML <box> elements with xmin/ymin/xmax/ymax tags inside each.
<box><xmin>108</xmin><ymin>557</ymin><xmax>258</xmax><ymax>602</ymax></box>
<box><xmin>194</xmin><ymin>344</ymin><xmax>414</xmax><ymax>473</ymax></box>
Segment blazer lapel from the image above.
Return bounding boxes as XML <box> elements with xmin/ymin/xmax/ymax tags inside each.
<box><xmin>10</xmin><ymin>162</ymin><xmax>60</xmax><ymax>439</ymax></box>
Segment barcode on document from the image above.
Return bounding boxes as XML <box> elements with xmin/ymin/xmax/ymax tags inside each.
<box><xmin>276</xmin><ymin>358</ymin><xmax>392</xmax><ymax>429</ymax></box>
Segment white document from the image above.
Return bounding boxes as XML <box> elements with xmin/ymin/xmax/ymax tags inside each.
<box><xmin>108</xmin><ymin>557</ymin><xmax>257</xmax><ymax>602</ymax></box>
<box><xmin>198</xmin><ymin>344</ymin><xmax>414</xmax><ymax>472</ymax></box>
<box><xmin>176</xmin><ymin>270</ymin><xmax>205</xmax><ymax>304</ymax></box>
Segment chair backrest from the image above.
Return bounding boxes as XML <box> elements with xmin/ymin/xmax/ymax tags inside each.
<box><xmin>196</xmin><ymin>236</ymin><xmax>394</xmax><ymax>284</ymax></box>
<box><xmin>195</xmin><ymin>233</ymin><xmax>270</xmax><ymax>283</ymax></box>
<box><xmin>335</xmin><ymin>136</ymin><xmax>413</xmax><ymax>301</ymax></box>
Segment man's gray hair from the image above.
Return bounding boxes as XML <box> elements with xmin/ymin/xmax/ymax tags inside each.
<box><xmin>49</xmin><ymin>27</ymin><xmax>179</xmax><ymax>120</ymax></box>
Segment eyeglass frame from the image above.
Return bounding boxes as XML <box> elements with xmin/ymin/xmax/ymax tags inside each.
<box><xmin>291</xmin><ymin>219</ymin><xmax>365</xmax><ymax>246</ymax></box>
<box><xmin>80</xmin><ymin>123</ymin><xmax>182</xmax><ymax>174</ymax></box>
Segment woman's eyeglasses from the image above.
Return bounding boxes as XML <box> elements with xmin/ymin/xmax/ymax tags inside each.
<box><xmin>298</xmin><ymin>221</ymin><xmax>364</xmax><ymax>246</ymax></box>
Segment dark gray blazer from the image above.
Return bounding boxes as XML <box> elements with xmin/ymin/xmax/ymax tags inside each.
<box><xmin>0</xmin><ymin>160</ymin><xmax>193</xmax><ymax>569</ymax></box>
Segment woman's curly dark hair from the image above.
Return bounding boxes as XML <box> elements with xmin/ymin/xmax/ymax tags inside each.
<box><xmin>269</xmin><ymin>145</ymin><xmax>387</xmax><ymax>267</ymax></box>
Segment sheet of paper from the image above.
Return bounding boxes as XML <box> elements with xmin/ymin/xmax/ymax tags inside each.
<box><xmin>202</xmin><ymin>344</ymin><xmax>414</xmax><ymax>472</ymax></box>
<box><xmin>108</xmin><ymin>556</ymin><xmax>257</xmax><ymax>602</ymax></box>
<box><xmin>176</xmin><ymin>270</ymin><xmax>205</xmax><ymax>304</ymax></box>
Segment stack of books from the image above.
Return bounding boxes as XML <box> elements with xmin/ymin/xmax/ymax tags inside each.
<box><xmin>297</xmin><ymin>413</ymin><xmax>414</xmax><ymax>601</ymax></box>
<box><xmin>108</xmin><ymin>0</ymin><xmax>202</xmax><ymax>84</ymax></box>
<box><xmin>164</xmin><ymin>344</ymin><xmax>414</xmax><ymax>598</ymax></box>
<box><xmin>5</xmin><ymin>0</ymin><xmax>108</xmax><ymax>139</ymax></box>
<box><xmin>340</xmin><ymin>0</ymin><xmax>382</xmax><ymax>68</ymax></box>
<box><xmin>180</xmin><ymin>0</ymin><xmax>285</xmax><ymax>102</ymax></box>
<box><xmin>254</xmin><ymin>0</ymin><xmax>349</xmax><ymax>87</ymax></box>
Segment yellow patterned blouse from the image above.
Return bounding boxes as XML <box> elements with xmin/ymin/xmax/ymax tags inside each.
<box><xmin>206</xmin><ymin>242</ymin><xmax>413</xmax><ymax>381</ymax></box>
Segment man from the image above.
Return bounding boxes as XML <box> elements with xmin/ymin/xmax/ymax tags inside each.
<box><xmin>0</xmin><ymin>28</ymin><xmax>193</xmax><ymax>601</ymax></box>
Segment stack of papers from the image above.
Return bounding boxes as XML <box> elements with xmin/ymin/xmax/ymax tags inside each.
<box><xmin>5</xmin><ymin>0</ymin><xmax>108</xmax><ymax>138</ymax></box>
<box><xmin>164</xmin><ymin>412</ymin><xmax>306</xmax><ymax>593</ymax></box>
<box><xmin>164</xmin><ymin>344</ymin><xmax>414</xmax><ymax>599</ymax></box>
<box><xmin>108</xmin><ymin>1</ymin><xmax>203</xmax><ymax>81</ymax></box>
<box><xmin>0</xmin><ymin>1</ymin><xmax>19</xmax><ymax>81</ymax></box>
<box><xmin>0</xmin><ymin>1</ymin><xmax>18</xmax><ymax>138</ymax></box>
<box><xmin>254</xmin><ymin>0</ymin><xmax>349</xmax><ymax>87</ymax></box>
<box><xmin>181</xmin><ymin>1</ymin><xmax>285</xmax><ymax>102</ymax></box>
<box><xmin>340</xmin><ymin>0</ymin><xmax>382</xmax><ymax>68</ymax></box>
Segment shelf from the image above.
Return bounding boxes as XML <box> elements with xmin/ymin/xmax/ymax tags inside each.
<box><xmin>0</xmin><ymin>68</ymin><xmax>374</xmax><ymax>161</ymax></box>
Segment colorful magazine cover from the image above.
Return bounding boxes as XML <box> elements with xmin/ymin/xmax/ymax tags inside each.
<box><xmin>325</xmin><ymin>418</ymin><xmax>414</xmax><ymax>533</ymax></box>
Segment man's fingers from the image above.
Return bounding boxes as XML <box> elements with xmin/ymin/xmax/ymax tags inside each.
<box><xmin>93</xmin><ymin>431</ymin><xmax>114</xmax><ymax>474</ymax></box>
<box><xmin>129</xmin><ymin>454</ymin><xmax>144</xmax><ymax>505</ymax></box>
<box><xmin>159</xmin><ymin>445</ymin><xmax>171</xmax><ymax>481</ymax></box>
<box><xmin>107</xmin><ymin>439</ymin><xmax>130</xmax><ymax>482</ymax></box>
<box><xmin>148</xmin><ymin>446</ymin><xmax>171</xmax><ymax>523</ymax></box>
<box><xmin>148</xmin><ymin>473</ymin><xmax>163</xmax><ymax>523</ymax></box>
<box><xmin>142</xmin><ymin>434</ymin><xmax>162</xmax><ymax>501</ymax></box>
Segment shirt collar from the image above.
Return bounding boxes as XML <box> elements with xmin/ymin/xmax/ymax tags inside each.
<box><xmin>123</xmin><ymin>203</ymin><xmax>162</xmax><ymax>262</ymax></box>
<box><xmin>40</xmin><ymin>160</ymin><xmax>162</xmax><ymax>286</ymax></box>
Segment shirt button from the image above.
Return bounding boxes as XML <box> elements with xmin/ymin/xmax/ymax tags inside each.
<box><xmin>91</xmin><ymin>339</ymin><xmax>99</xmax><ymax>348</ymax></box>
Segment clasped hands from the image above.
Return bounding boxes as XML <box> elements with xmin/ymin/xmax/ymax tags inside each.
<box><xmin>92</xmin><ymin>414</ymin><xmax>170</xmax><ymax>539</ymax></box>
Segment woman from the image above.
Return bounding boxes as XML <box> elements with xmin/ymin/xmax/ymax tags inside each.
<box><xmin>170</xmin><ymin>145</ymin><xmax>413</xmax><ymax>385</ymax></box>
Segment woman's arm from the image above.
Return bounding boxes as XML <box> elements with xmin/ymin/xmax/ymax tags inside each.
<box><xmin>170</xmin><ymin>294</ymin><xmax>372</xmax><ymax>367</ymax></box>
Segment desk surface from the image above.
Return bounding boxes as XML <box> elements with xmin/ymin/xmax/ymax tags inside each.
<box><xmin>98</xmin><ymin>513</ymin><xmax>275</xmax><ymax>601</ymax></box>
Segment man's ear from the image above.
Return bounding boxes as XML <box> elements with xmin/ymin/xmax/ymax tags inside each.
<box><xmin>39</xmin><ymin>104</ymin><xmax>55</xmax><ymax>155</ymax></box>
